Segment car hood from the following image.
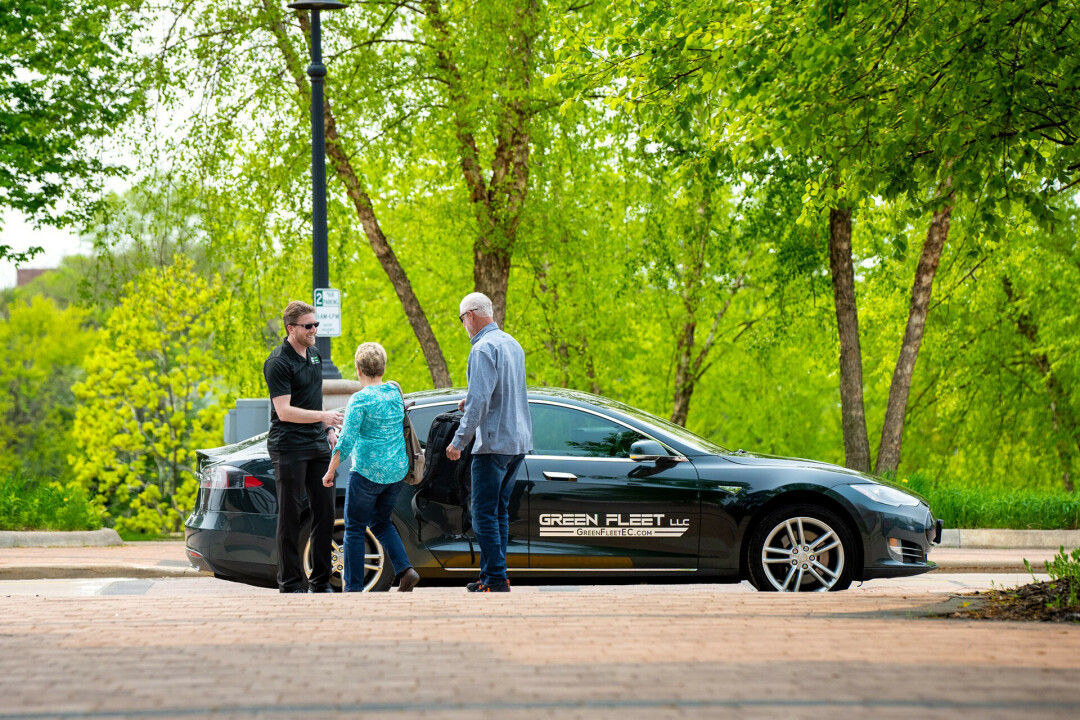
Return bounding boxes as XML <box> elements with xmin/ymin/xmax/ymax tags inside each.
<box><xmin>719</xmin><ymin>451</ymin><xmax>929</xmax><ymax>502</ymax></box>
<box><xmin>723</xmin><ymin>451</ymin><xmax>870</xmax><ymax>479</ymax></box>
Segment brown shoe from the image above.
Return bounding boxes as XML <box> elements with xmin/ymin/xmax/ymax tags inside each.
<box><xmin>396</xmin><ymin>567</ymin><xmax>420</xmax><ymax>592</ymax></box>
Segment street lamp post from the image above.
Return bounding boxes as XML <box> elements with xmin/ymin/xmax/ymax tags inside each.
<box><xmin>288</xmin><ymin>0</ymin><xmax>346</xmax><ymax>379</ymax></box>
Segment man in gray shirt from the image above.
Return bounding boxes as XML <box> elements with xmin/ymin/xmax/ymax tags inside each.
<box><xmin>446</xmin><ymin>292</ymin><xmax>532</xmax><ymax>592</ymax></box>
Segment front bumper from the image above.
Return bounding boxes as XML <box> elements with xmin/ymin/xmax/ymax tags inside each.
<box><xmin>832</xmin><ymin>486</ymin><xmax>942</xmax><ymax>581</ymax></box>
<box><xmin>861</xmin><ymin>505</ymin><xmax>941</xmax><ymax>580</ymax></box>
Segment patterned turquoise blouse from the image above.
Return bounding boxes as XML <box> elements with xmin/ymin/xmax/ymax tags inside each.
<box><xmin>332</xmin><ymin>383</ymin><xmax>408</xmax><ymax>484</ymax></box>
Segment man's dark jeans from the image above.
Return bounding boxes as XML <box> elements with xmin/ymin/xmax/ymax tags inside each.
<box><xmin>269</xmin><ymin>447</ymin><xmax>334</xmax><ymax>592</ymax></box>
<box><xmin>470</xmin><ymin>452</ymin><xmax>525</xmax><ymax>585</ymax></box>
<box><xmin>343</xmin><ymin>472</ymin><xmax>412</xmax><ymax>592</ymax></box>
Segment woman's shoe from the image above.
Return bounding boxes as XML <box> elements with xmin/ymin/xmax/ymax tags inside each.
<box><xmin>396</xmin><ymin>568</ymin><xmax>420</xmax><ymax>592</ymax></box>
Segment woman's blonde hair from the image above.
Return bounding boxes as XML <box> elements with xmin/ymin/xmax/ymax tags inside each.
<box><xmin>354</xmin><ymin>342</ymin><xmax>387</xmax><ymax>377</ymax></box>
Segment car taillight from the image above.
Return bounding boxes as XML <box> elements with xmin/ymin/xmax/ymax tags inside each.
<box><xmin>201</xmin><ymin>465</ymin><xmax>264</xmax><ymax>490</ymax></box>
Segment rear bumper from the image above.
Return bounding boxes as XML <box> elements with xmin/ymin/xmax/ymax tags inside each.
<box><xmin>185</xmin><ymin>510</ymin><xmax>278</xmax><ymax>586</ymax></box>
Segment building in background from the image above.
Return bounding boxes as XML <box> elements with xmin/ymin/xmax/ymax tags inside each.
<box><xmin>16</xmin><ymin>268</ymin><xmax>50</xmax><ymax>286</ymax></box>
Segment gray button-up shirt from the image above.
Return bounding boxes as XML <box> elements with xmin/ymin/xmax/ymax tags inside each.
<box><xmin>452</xmin><ymin>322</ymin><xmax>532</xmax><ymax>455</ymax></box>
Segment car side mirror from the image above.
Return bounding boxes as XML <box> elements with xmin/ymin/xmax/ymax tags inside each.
<box><xmin>629</xmin><ymin>439</ymin><xmax>679</xmax><ymax>463</ymax></box>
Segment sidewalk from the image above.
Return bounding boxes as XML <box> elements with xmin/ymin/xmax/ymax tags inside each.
<box><xmin>0</xmin><ymin>541</ymin><xmax>1068</xmax><ymax>580</ymax></box>
<box><xmin>2</xmin><ymin>580</ymin><xmax>1078</xmax><ymax>719</ymax></box>
<box><xmin>0</xmin><ymin>541</ymin><xmax>203</xmax><ymax>580</ymax></box>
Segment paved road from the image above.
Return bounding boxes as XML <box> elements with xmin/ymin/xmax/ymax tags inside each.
<box><xmin>1</xmin><ymin>574</ymin><xmax>1078</xmax><ymax>720</ymax></box>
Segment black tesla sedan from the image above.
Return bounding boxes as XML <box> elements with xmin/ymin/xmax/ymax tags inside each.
<box><xmin>185</xmin><ymin>387</ymin><xmax>942</xmax><ymax>592</ymax></box>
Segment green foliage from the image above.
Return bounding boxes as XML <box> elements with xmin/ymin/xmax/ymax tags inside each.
<box><xmin>906</xmin><ymin>472</ymin><xmax>1080</xmax><ymax>530</ymax></box>
<box><xmin>0</xmin><ymin>473</ymin><xmax>102</xmax><ymax>531</ymax></box>
<box><xmin>0</xmin><ymin>0</ymin><xmax>148</xmax><ymax>227</ymax></box>
<box><xmin>562</xmin><ymin>1</ymin><xmax>1080</xmax><ymax>218</ymax></box>
<box><xmin>0</xmin><ymin>296</ymin><xmax>96</xmax><ymax>479</ymax></box>
<box><xmin>1040</xmin><ymin>546</ymin><xmax>1080</xmax><ymax>585</ymax></box>
<box><xmin>0</xmin><ymin>246</ymin><xmax>41</xmax><ymax>266</ymax></box>
<box><xmin>1025</xmin><ymin>547</ymin><xmax>1080</xmax><ymax>611</ymax></box>
<box><xmin>70</xmin><ymin>259</ymin><xmax>226</xmax><ymax>534</ymax></box>
<box><xmin>3</xmin><ymin>0</ymin><xmax>1078</xmax><ymax>532</ymax></box>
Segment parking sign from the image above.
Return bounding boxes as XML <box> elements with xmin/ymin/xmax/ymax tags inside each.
<box><xmin>313</xmin><ymin>288</ymin><xmax>341</xmax><ymax>337</ymax></box>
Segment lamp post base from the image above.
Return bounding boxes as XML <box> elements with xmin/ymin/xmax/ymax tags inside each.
<box><xmin>316</xmin><ymin>337</ymin><xmax>342</xmax><ymax>380</ymax></box>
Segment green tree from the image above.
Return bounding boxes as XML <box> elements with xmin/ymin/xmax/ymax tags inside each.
<box><xmin>152</xmin><ymin>0</ymin><xmax>592</xmax><ymax>386</ymax></box>
<box><xmin>0</xmin><ymin>296</ymin><xmax>96</xmax><ymax>478</ymax></box>
<box><xmin>71</xmin><ymin>259</ymin><xmax>225</xmax><ymax>534</ymax></box>
<box><xmin>562</xmin><ymin>0</ymin><xmax>1080</xmax><ymax>472</ymax></box>
<box><xmin>0</xmin><ymin>0</ymin><xmax>147</xmax><ymax>230</ymax></box>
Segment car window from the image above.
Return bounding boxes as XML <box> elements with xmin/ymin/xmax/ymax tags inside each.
<box><xmin>408</xmin><ymin>403</ymin><xmax>457</xmax><ymax>449</ymax></box>
<box><xmin>530</xmin><ymin>403</ymin><xmax>648</xmax><ymax>458</ymax></box>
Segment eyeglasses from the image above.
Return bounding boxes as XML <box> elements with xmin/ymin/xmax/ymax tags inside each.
<box><xmin>459</xmin><ymin>310</ymin><xmax>471</xmax><ymax>324</ymax></box>
<box><xmin>289</xmin><ymin>322</ymin><xmax>320</xmax><ymax>330</ymax></box>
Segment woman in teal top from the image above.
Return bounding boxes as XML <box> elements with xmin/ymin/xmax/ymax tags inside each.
<box><xmin>322</xmin><ymin>342</ymin><xmax>418</xmax><ymax>592</ymax></box>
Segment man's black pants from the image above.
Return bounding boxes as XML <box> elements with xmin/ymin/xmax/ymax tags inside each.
<box><xmin>270</xmin><ymin>447</ymin><xmax>334</xmax><ymax>592</ymax></box>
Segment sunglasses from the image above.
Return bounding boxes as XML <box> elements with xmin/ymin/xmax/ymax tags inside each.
<box><xmin>290</xmin><ymin>322</ymin><xmax>320</xmax><ymax>330</ymax></box>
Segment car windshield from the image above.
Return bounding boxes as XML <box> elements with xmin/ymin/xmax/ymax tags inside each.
<box><xmin>605</xmin><ymin>402</ymin><xmax>730</xmax><ymax>455</ymax></box>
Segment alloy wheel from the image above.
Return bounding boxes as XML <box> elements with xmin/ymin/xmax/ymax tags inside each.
<box><xmin>304</xmin><ymin>518</ymin><xmax>388</xmax><ymax>592</ymax></box>
<box><xmin>759</xmin><ymin>515</ymin><xmax>847</xmax><ymax>592</ymax></box>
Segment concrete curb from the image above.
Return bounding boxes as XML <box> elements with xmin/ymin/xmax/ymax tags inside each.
<box><xmin>0</xmin><ymin>528</ymin><xmax>122</xmax><ymax>548</ymax></box>
<box><xmin>939</xmin><ymin>529</ymin><xmax>1080</xmax><ymax>549</ymax></box>
<box><xmin>0</xmin><ymin>565</ymin><xmax>206</xmax><ymax>581</ymax></box>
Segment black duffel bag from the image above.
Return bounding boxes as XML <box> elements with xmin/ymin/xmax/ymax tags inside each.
<box><xmin>415</xmin><ymin>409</ymin><xmax>474</xmax><ymax>512</ymax></box>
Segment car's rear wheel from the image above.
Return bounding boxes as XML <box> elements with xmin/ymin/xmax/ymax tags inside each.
<box><xmin>747</xmin><ymin>504</ymin><xmax>855</xmax><ymax>592</ymax></box>
<box><xmin>300</xmin><ymin>516</ymin><xmax>393</xmax><ymax>592</ymax></box>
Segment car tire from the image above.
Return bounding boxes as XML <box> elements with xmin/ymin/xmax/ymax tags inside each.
<box><xmin>747</xmin><ymin>504</ymin><xmax>855</xmax><ymax>592</ymax></box>
<box><xmin>300</xmin><ymin>515</ymin><xmax>394</xmax><ymax>592</ymax></box>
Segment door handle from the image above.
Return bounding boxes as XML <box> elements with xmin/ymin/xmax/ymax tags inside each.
<box><xmin>543</xmin><ymin>471</ymin><xmax>577</xmax><ymax>482</ymax></box>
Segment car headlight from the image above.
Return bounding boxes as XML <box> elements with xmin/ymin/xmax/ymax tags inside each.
<box><xmin>849</xmin><ymin>483</ymin><xmax>921</xmax><ymax>507</ymax></box>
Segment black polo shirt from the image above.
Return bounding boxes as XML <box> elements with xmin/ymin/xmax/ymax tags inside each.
<box><xmin>264</xmin><ymin>338</ymin><xmax>327</xmax><ymax>453</ymax></box>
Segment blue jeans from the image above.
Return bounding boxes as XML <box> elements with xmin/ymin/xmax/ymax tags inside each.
<box><xmin>343</xmin><ymin>472</ymin><xmax>412</xmax><ymax>592</ymax></box>
<box><xmin>470</xmin><ymin>453</ymin><xmax>525</xmax><ymax>585</ymax></box>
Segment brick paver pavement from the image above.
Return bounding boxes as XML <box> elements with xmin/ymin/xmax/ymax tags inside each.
<box><xmin>0</xmin><ymin>542</ymin><xmax>1064</xmax><ymax>579</ymax></box>
<box><xmin>1</xmin><ymin>583</ymin><xmax>1078</xmax><ymax>720</ymax></box>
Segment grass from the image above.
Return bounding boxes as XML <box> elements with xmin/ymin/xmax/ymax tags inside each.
<box><xmin>116</xmin><ymin>530</ymin><xmax>184</xmax><ymax>542</ymax></box>
<box><xmin>0</xmin><ymin>473</ymin><xmax>103</xmax><ymax>532</ymax></box>
<box><xmin>903</xmin><ymin>473</ymin><xmax>1080</xmax><ymax>530</ymax></box>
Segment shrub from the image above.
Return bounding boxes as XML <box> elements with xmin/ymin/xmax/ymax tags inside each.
<box><xmin>903</xmin><ymin>473</ymin><xmax>1080</xmax><ymax>530</ymax></box>
<box><xmin>1025</xmin><ymin>547</ymin><xmax>1080</xmax><ymax>611</ymax></box>
<box><xmin>70</xmin><ymin>259</ymin><xmax>224</xmax><ymax>534</ymax></box>
<box><xmin>0</xmin><ymin>473</ymin><xmax>103</xmax><ymax>531</ymax></box>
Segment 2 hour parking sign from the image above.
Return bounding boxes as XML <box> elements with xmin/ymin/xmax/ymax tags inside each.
<box><xmin>313</xmin><ymin>288</ymin><xmax>341</xmax><ymax>337</ymax></box>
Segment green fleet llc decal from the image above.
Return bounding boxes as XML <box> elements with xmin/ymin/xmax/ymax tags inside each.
<box><xmin>538</xmin><ymin>513</ymin><xmax>690</xmax><ymax>537</ymax></box>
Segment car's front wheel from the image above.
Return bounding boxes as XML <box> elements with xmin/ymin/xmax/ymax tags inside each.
<box><xmin>747</xmin><ymin>504</ymin><xmax>855</xmax><ymax>592</ymax></box>
<box><xmin>300</xmin><ymin>516</ymin><xmax>394</xmax><ymax>592</ymax></box>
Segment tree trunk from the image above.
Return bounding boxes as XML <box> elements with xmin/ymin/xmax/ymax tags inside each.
<box><xmin>671</xmin><ymin>319</ymin><xmax>697</xmax><ymax>427</ymax></box>
<box><xmin>670</xmin><ymin>195</ymin><xmax>709</xmax><ymax>428</ymax></box>
<box><xmin>269</xmin><ymin>5</ymin><xmax>452</xmax><ymax>387</ymax></box>
<box><xmin>875</xmin><ymin>197</ymin><xmax>954</xmax><ymax>474</ymax></box>
<box><xmin>473</xmin><ymin>239</ymin><xmax>513</xmax><ymax>328</ymax></box>
<box><xmin>1003</xmin><ymin>277</ymin><xmax>1077</xmax><ymax>492</ymax></box>
<box><xmin>828</xmin><ymin>207</ymin><xmax>872</xmax><ymax>473</ymax></box>
<box><xmin>424</xmin><ymin>0</ymin><xmax>535</xmax><ymax>328</ymax></box>
<box><xmin>323</xmin><ymin>107</ymin><xmax>452</xmax><ymax>387</ymax></box>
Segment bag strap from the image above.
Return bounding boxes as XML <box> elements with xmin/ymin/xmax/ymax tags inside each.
<box><xmin>387</xmin><ymin>380</ymin><xmax>414</xmax><ymax>411</ymax></box>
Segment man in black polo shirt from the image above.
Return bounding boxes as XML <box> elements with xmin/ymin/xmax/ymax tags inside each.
<box><xmin>264</xmin><ymin>301</ymin><xmax>344</xmax><ymax>593</ymax></box>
